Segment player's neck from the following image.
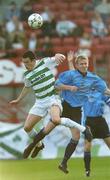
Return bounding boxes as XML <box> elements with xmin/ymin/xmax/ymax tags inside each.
<box><xmin>32</xmin><ymin>61</ymin><xmax>37</xmax><ymax>70</ymax></box>
<box><xmin>77</xmin><ymin>70</ymin><xmax>87</xmax><ymax>77</ymax></box>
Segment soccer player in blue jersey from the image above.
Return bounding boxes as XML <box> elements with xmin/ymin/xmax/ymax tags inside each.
<box><xmin>83</xmin><ymin>91</ymin><xmax>110</xmax><ymax>177</ymax></box>
<box><xmin>55</xmin><ymin>53</ymin><xmax>110</xmax><ymax>174</ymax></box>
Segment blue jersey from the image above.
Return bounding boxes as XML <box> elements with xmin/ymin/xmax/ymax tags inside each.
<box><xmin>55</xmin><ymin>70</ymin><xmax>107</xmax><ymax>107</ymax></box>
<box><xmin>83</xmin><ymin>91</ymin><xmax>110</xmax><ymax>117</ymax></box>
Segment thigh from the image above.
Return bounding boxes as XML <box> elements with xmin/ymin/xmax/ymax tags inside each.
<box><xmin>49</xmin><ymin>95</ymin><xmax>63</xmax><ymax>114</ymax></box>
<box><xmin>50</xmin><ymin>105</ymin><xmax>61</xmax><ymax>122</ymax></box>
<box><xmin>24</xmin><ymin>114</ymin><xmax>42</xmax><ymax>130</ymax></box>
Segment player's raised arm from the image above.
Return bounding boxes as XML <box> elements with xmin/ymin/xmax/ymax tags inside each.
<box><xmin>44</xmin><ymin>53</ymin><xmax>66</xmax><ymax>69</ymax></box>
<box><xmin>67</xmin><ymin>51</ymin><xmax>75</xmax><ymax>70</ymax></box>
<box><xmin>9</xmin><ymin>86</ymin><xmax>31</xmax><ymax>104</ymax></box>
<box><xmin>55</xmin><ymin>51</ymin><xmax>77</xmax><ymax>91</ymax></box>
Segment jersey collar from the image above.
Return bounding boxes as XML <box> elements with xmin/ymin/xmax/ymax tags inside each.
<box><xmin>77</xmin><ymin>70</ymin><xmax>87</xmax><ymax>77</ymax></box>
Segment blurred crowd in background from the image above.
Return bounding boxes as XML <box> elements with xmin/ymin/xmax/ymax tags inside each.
<box><xmin>0</xmin><ymin>0</ymin><xmax>110</xmax><ymax>58</ymax></box>
<box><xmin>0</xmin><ymin>0</ymin><xmax>109</xmax><ymax>84</ymax></box>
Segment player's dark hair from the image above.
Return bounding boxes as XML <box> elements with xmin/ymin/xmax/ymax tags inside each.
<box><xmin>22</xmin><ymin>51</ymin><xmax>36</xmax><ymax>61</ymax></box>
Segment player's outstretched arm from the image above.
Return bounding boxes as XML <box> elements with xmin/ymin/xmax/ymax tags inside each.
<box><xmin>55</xmin><ymin>79</ymin><xmax>78</xmax><ymax>92</ymax></box>
<box><xmin>9</xmin><ymin>86</ymin><xmax>31</xmax><ymax>104</ymax></box>
<box><xmin>55</xmin><ymin>83</ymin><xmax>78</xmax><ymax>92</ymax></box>
<box><xmin>55</xmin><ymin>70</ymin><xmax>78</xmax><ymax>92</ymax></box>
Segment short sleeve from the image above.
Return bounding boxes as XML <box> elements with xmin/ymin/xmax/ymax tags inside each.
<box><xmin>57</xmin><ymin>71</ymin><xmax>72</xmax><ymax>85</ymax></box>
<box><xmin>44</xmin><ymin>57</ymin><xmax>58</xmax><ymax>69</ymax></box>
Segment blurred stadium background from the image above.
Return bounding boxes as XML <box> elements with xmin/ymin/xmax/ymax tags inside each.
<box><xmin>0</xmin><ymin>0</ymin><xmax>110</xmax><ymax>179</ymax></box>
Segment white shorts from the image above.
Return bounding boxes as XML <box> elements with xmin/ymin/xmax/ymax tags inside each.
<box><xmin>29</xmin><ymin>95</ymin><xmax>62</xmax><ymax>117</ymax></box>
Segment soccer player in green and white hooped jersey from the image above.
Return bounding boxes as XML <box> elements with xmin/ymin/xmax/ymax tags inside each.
<box><xmin>10</xmin><ymin>51</ymin><xmax>92</xmax><ymax>159</ymax></box>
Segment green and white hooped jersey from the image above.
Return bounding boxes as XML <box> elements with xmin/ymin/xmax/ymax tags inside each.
<box><xmin>24</xmin><ymin>58</ymin><xmax>57</xmax><ymax>99</ymax></box>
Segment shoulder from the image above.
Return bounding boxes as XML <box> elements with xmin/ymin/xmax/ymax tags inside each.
<box><xmin>88</xmin><ymin>72</ymin><xmax>107</xmax><ymax>87</ymax></box>
<box><xmin>87</xmin><ymin>71</ymin><xmax>96</xmax><ymax>76</ymax></box>
<box><xmin>60</xmin><ymin>70</ymin><xmax>74</xmax><ymax>76</ymax></box>
<box><xmin>24</xmin><ymin>69</ymin><xmax>29</xmax><ymax>77</ymax></box>
<box><xmin>36</xmin><ymin>59</ymin><xmax>45</xmax><ymax>68</ymax></box>
<box><xmin>87</xmin><ymin>71</ymin><xmax>102</xmax><ymax>79</ymax></box>
<box><xmin>43</xmin><ymin>57</ymin><xmax>51</xmax><ymax>62</ymax></box>
<box><xmin>58</xmin><ymin>70</ymin><xmax>76</xmax><ymax>80</ymax></box>
<box><xmin>42</xmin><ymin>57</ymin><xmax>54</xmax><ymax>66</ymax></box>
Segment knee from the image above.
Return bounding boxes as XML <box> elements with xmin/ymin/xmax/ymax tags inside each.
<box><xmin>24</xmin><ymin>125</ymin><xmax>32</xmax><ymax>133</ymax></box>
<box><xmin>51</xmin><ymin>117</ymin><xmax>60</xmax><ymax>125</ymax></box>
<box><xmin>84</xmin><ymin>141</ymin><xmax>91</xmax><ymax>151</ymax></box>
<box><xmin>85</xmin><ymin>146</ymin><xmax>91</xmax><ymax>152</ymax></box>
<box><xmin>73</xmin><ymin>131</ymin><xmax>80</xmax><ymax>140</ymax></box>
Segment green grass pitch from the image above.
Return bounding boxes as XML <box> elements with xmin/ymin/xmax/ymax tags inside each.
<box><xmin>0</xmin><ymin>157</ymin><xmax>110</xmax><ymax>180</ymax></box>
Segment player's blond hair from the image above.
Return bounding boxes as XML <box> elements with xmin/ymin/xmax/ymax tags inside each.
<box><xmin>75</xmin><ymin>55</ymin><xmax>89</xmax><ymax>64</ymax></box>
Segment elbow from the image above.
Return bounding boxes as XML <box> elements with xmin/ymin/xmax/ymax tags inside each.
<box><xmin>54</xmin><ymin>83</ymin><xmax>60</xmax><ymax>90</ymax></box>
<box><xmin>55</xmin><ymin>80</ymin><xmax>63</xmax><ymax>89</ymax></box>
<box><xmin>55</xmin><ymin>86</ymin><xmax>61</xmax><ymax>91</ymax></box>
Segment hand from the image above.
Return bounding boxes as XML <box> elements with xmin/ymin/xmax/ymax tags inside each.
<box><xmin>70</xmin><ymin>86</ymin><xmax>78</xmax><ymax>92</ymax></box>
<box><xmin>55</xmin><ymin>53</ymin><xmax>66</xmax><ymax>64</ymax></box>
<box><xmin>9</xmin><ymin>99</ymin><xmax>19</xmax><ymax>105</ymax></box>
<box><xmin>67</xmin><ymin>51</ymin><xmax>74</xmax><ymax>62</ymax></box>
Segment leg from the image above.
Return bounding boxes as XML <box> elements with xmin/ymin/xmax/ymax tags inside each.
<box><xmin>23</xmin><ymin>114</ymin><xmax>43</xmax><ymax>158</ymax></box>
<box><xmin>59</xmin><ymin>103</ymin><xmax>83</xmax><ymax>173</ymax></box>
<box><xmin>24</xmin><ymin>114</ymin><xmax>42</xmax><ymax>133</ymax></box>
<box><xmin>60</xmin><ymin>118</ymin><xmax>93</xmax><ymax>142</ymax></box>
<box><xmin>104</xmin><ymin>136</ymin><xmax>110</xmax><ymax>149</ymax></box>
<box><xmin>24</xmin><ymin>105</ymin><xmax>60</xmax><ymax>159</ymax></box>
<box><xmin>32</xmin><ymin>105</ymin><xmax>92</xmax><ymax>146</ymax></box>
<box><xmin>29</xmin><ymin>105</ymin><xmax>61</xmax><ymax>158</ymax></box>
<box><xmin>31</xmin><ymin>143</ymin><xmax>45</xmax><ymax>158</ymax></box>
<box><xmin>24</xmin><ymin>100</ymin><xmax>60</xmax><ymax>157</ymax></box>
<box><xmin>30</xmin><ymin>119</ymin><xmax>56</xmax><ymax>158</ymax></box>
<box><xmin>84</xmin><ymin>139</ymin><xmax>92</xmax><ymax>177</ymax></box>
<box><xmin>60</xmin><ymin>117</ymin><xmax>85</xmax><ymax>132</ymax></box>
<box><xmin>24</xmin><ymin>114</ymin><xmax>43</xmax><ymax>143</ymax></box>
<box><xmin>29</xmin><ymin>105</ymin><xmax>61</xmax><ymax>149</ymax></box>
<box><xmin>59</xmin><ymin>128</ymin><xmax>80</xmax><ymax>174</ymax></box>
